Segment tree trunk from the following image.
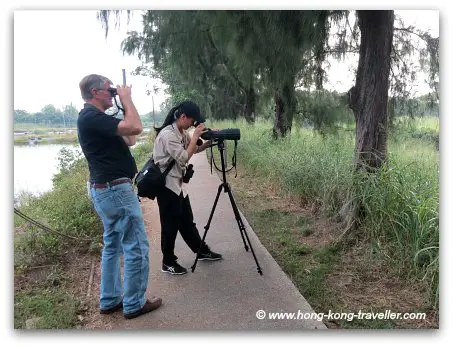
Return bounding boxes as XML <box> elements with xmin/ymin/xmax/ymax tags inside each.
<box><xmin>273</xmin><ymin>79</ymin><xmax>296</xmax><ymax>138</ymax></box>
<box><xmin>273</xmin><ymin>91</ymin><xmax>285</xmax><ymax>138</ymax></box>
<box><xmin>340</xmin><ymin>10</ymin><xmax>394</xmax><ymax>234</ymax></box>
<box><xmin>349</xmin><ymin>10</ymin><xmax>394</xmax><ymax>171</ymax></box>
<box><xmin>244</xmin><ymin>86</ymin><xmax>256</xmax><ymax>124</ymax></box>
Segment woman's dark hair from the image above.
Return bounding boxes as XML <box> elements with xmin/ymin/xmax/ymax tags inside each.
<box><xmin>154</xmin><ymin>100</ymin><xmax>204</xmax><ymax>135</ymax></box>
<box><xmin>154</xmin><ymin>103</ymin><xmax>182</xmax><ymax>135</ymax></box>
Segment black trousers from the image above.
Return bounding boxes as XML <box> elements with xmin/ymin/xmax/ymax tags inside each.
<box><xmin>156</xmin><ymin>187</ymin><xmax>210</xmax><ymax>264</ymax></box>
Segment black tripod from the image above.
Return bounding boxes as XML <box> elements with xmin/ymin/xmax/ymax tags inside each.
<box><xmin>191</xmin><ymin>140</ymin><xmax>263</xmax><ymax>275</ymax></box>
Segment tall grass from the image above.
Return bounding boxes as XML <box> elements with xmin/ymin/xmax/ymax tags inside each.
<box><xmin>359</xmin><ymin>138</ymin><xmax>439</xmax><ymax>306</ymax></box>
<box><xmin>211</xmin><ymin>119</ymin><xmax>355</xmax><ymax>213</ymax></box>
<box><xmin>393</xmin><ymin>115</ymin><xmax>439</xmax><ymax>131</ymax></box>
<box><xmin>210</xmin><ymin>118</ymin><xmax>439</xmax><ymax>308</ymax></box>
<box><xmin>391</xmin><ymin>116</ymin><xmax>439</xmax><ymax>150</ymax></box>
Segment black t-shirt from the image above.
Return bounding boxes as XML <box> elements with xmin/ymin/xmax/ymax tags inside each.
<box><xmin>77</xmin><ymin>103</ymin><xmax>138</xmax><ymax>183</ymax></box>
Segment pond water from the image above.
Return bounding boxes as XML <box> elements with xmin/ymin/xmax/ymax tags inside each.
<box><xmin>13</xmin><ymin>139</ymin><xmax>145</xmax><ymax>203</ymax></box>
<box><xmin>13</xmin><ymin>144</ymin><xmax>81</xmax><ymax>202</ymax></box>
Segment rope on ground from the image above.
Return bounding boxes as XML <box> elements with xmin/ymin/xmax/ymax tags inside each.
<box><xmin>14</xmin><ymin>207</ymin><xmax>95</xmax><ymax>242</ymax></box>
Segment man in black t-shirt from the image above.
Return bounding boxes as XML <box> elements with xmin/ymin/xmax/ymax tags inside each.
<box><xmin>77</xmin><ymin>74</ymin><xmax>161</xmax><ymax>320</ymax></box>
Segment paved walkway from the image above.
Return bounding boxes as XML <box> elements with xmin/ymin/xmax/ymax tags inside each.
<box><xmin>106</xmin><ymin>151</ymin><xmax>326</xmax><ymax>330</ymax></box>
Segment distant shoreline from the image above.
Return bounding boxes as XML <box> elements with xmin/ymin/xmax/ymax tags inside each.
<box><xmin>14</xmin><ymin>129</ymin><xmax>152</xmax><ymax>146</ymax></box>
<box><xmin>14</xmin><ymin>129</ymin><xmax>79</xmax><ymax>145</ymax></box>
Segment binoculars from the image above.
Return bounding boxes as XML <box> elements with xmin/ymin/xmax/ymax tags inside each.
<box><xmin>183</xmin><ymin>164</ymin><xmax>194</xmax><ymax>183</ymax></box>
<box><xmin>107</xmin><ymin>87</ymin><xmax>118</xmax><ymax>97</ymax></box>
<box><xmin>201</xmin><ymin>128</ymin><xmax>241</xmax><ymax>141</ymax></box>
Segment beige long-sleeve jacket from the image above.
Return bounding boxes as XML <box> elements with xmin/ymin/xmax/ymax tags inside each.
<box><xmin>152</xmin><ymin>122</ymin><xmax>195</xmax><ymax>197</ymax></box>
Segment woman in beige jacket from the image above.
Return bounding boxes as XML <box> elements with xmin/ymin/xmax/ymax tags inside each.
<box><xmin>152</xmin><ymin>100</ymin><xmax>222</xmax><ymax>275</ymax></box>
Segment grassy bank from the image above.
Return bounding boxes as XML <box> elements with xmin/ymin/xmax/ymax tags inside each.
<box><xmin>14</xmin><ymin>265</ymin><xmax>85</xmax><ymax>329</ymax></box>
<box><xmin>14</xmin><ymin>146</ymin><xmax>99</xmax><ymax>328</ymax></box>
<box><xmin>14</xmin><ymin>131</ymin><xmax>151</xmax><ymax>146</ymax></box>
<box><xmin>14</xmin><ymin>134</ymin><xmax>80</xmax><ymax>145</ymax></box>
<box><xmin>207</xmin><ymin>117</ymin><xmax>439</xmax><ymax>328</ymax></box>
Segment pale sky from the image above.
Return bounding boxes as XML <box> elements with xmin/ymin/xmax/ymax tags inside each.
<box><xmin>325</xmin><ymin>10</ymin><xmax>439</xmax><ymax>96</ymax></box>
<box><xmin>14</xmin><ymin>10</ymin><xmax>439</xmax><ymax>114</ymax></box>
<box><xmin>14</xmin><ymin>10</ymin><xmax>165</xmax><ymax>114</ymax></box>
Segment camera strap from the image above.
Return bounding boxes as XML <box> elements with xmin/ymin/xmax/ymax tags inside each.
<box><xmin>162</xmin><ymin>159</ymin><xmax>176</xmax><ymax>176</ymax></box>
<box><xmin>209</xmin><ymin>144</ymin><xmax>214</xmax><ymax>175</ymax></box>
<box><xmin>233</xmin><ymin>140</ymin><xmax>238</xmax><ymax>178</ymax></box>
<box><xmin>209</xmin><ymin>140</ymin><xmax>238</xmax><ymax>177</ymax></box>
<box><xmin>110</xmin><ymin>96</ymin><xmax>125</xmax><ymax>117</ymax></box>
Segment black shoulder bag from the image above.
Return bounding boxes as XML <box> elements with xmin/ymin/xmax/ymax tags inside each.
<box><xmin>134</xmin><ymin>158</ymin><xmax>176</xmax><ymax>200</ymax></box>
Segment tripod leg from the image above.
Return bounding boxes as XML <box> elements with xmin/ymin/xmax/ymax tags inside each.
<box><xmin>224</xmin><ymin>185</ymin><xmax>248</xmax><ymax>251</ymax></box>
<box><xmin>225</xmin><ymin>185</ymin><xmax>263</xmax><ymax>275</ymax></box>
<box><xmin>191</xmin><ymin>183</ymin><xmax>223</xmax><ymax>273</ymax></box>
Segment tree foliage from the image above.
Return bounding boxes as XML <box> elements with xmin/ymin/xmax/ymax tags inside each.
<box><xmin>101</xmin><ymin>10</ymin><xmax>346</xmax><ymax>135</ymax></box>
<box><xmin>98</xmin><ymin>10</ymin><xmax>438</xmax><ymax>137</ymax></box>
<box><xmin>14</xmin><ymin>104</ymin><xmax>79</xmax><ymax>127</ymax></box>
<box><xmin>325</xmin><ymin>11</ymin><xmax>439</xmax><ymax>111</ymax></box>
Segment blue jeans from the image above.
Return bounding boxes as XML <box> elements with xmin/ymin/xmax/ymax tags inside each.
<box><xmin>90</xmin><ymin>179</ymin><xmax>149</xmax><ymax>314</ymax></box>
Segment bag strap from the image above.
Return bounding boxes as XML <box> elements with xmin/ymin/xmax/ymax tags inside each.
<box><xmin>162</xmin><ymin>159</ymin><xmax>176</xmax><ymax>176</ymax></box>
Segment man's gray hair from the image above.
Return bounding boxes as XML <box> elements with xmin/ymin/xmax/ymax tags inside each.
<box><xmin>79</xmin><ymin>74</ymin><xmax>113</xmax><ymax>101</ymax></box>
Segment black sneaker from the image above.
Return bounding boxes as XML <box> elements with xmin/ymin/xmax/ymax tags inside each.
<box><xmin>198</xmin><ymin>250</ymin><xmax>223</xmax><ymax>261</ymax></box>
<box><xmin>161</xmin><ymin>262</ymin><xmax>188</xmax><ymax>275</ymax></box>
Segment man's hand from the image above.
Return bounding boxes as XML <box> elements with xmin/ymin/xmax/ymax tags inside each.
<box><xmin>115</xmin><ymin>84</ymin><xmax>143</xmax><ymax>136</ymax></box>
<box><xmin>116</xmin><ymin>85</ymin><xmax>133</xmax><ymax>103</ymax></box>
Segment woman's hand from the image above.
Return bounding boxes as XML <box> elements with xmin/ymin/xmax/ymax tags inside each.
<box><xmin>192</xmin><ymin>124</ymin><xmax>208</xmax><ymax>139</ymax></box>
<box><xmin>187</xmin><ymin>124</ymin><xmax>207</xmax><ymax>160</ymax></box>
